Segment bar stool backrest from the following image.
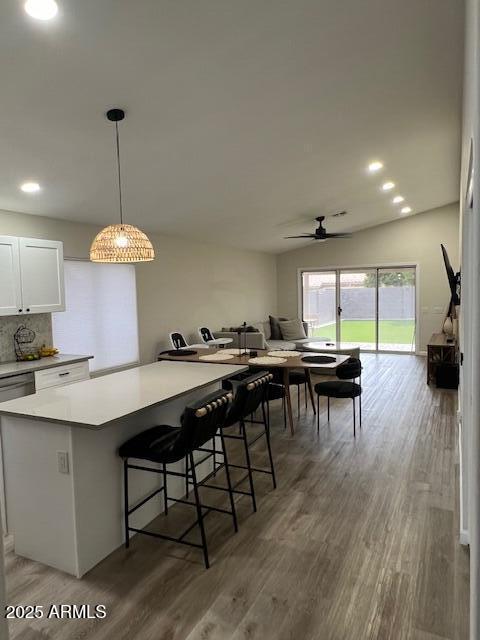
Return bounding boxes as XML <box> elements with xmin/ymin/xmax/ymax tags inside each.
<box><xmin>199</xmin><ymin>327</ymin><xmax>214</xmax><ymax>343</ymax></box>
<box><xmin>337</xmin><ymin>357</ymin><xmax>362</xmax><ymax>380</ymax></box>
<box><xmin>170</xmin><ymin>332</ymin><xmax>188</xmax><ymax>349</ymax></box>
<box><xmin>175</xmin><ymin>389</ymin><xmax>233</xmax><ymax>454</ymax></box>
<box><xmin>226</xmin><ymin>371</ymin><xmax>273</xmax><ymax>426</ymax></box>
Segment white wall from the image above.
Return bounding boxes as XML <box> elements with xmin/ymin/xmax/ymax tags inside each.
<box><xmin>460</xmin><ymin>1</ymin><xmax>480</xmax><ymax>638</ymax></box>
<box><xmin>135</xmin><ymin>235</ymin><xmax>276</xmax><ymax>362</ymax></box>
<box><xmin>276</xmin><ymin>203</ymin><xmax>459</xmax><ymax>352</ymax></box>
<box><xmin>0</xmin><ymin>209</ymin><xmax>277</xmax><ymax>364</ymax></box>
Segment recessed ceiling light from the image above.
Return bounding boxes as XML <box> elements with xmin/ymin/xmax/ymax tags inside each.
<box><xmin>401</xmin><ymin>206</ymin><xmax>412</xmax><ymax>215</ymax></box>
<box><xmin>20</xmin><ymin>182</ymin><xmax>41</xmax><ymax>193</ymax></box>
<box><xmin>381</xmin><ymin>181</ymin><xmax>395</xmax><ymax>191</ymax></box>
<box><xmin>24</xmin><ymin>0</ymin><xmax>58</xmax><ymax>20</ymax></box>
<box><xmin>368</xmin><ymin>161</ymin><xmax>383</xmax><ymax>173</ymax></box>
<box><xmin>392</xmin><ymin>195</ymin><xmax>405</xmax><ymax>204</ymax></box>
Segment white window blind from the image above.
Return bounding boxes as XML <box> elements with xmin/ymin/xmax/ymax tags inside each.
<box><xmin>52</xmin><ymin>260</ymin><xmax>139</xmax><ymax>373</ymax></box>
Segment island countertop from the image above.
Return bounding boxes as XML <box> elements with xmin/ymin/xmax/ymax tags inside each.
<box><xmin>0</xmin><ymin>360</ymin><xmax>247</xmax><ymax>428</ymax></box>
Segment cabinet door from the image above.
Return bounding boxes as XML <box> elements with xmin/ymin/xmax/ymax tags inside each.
<box><xmin>19</xmin><ymin>238</ymin><xmax>65</xmax><ymax>314</ymax></box>
<box><xmin>0</xmin><ymin>236</ymin><xmax>22</xmax><ymax>316</ymax></box>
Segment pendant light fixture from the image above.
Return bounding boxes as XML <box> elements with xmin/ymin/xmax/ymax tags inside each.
<box><xmin>90</xmin><ymin>108</ymin><xmax>155</xmax><ymax>263</ymax></box>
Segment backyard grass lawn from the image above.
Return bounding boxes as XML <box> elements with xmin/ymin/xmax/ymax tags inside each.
<box><xmin>313</xmin><ymin>320</ymin><xmax>415</xmax><ymax>344</ymax></box>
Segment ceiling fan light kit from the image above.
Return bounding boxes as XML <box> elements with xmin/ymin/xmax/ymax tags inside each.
<box><xmin>90</xmin><ymin>108</ymin><xmax>155</xmax><ymax>263</ymax></box>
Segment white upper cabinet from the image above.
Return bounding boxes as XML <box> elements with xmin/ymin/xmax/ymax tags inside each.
<box><xmin>19</xmin><ymin>238</ymin><xmax>65</xmax><ymax>314</ymax></box>
<box><xmin>0</xmin><ymin>236</ymin><xmax>65</xmax><ymax>316</ymax></box>
<box><xmin>0</xmin><ymin>236</ymin><xmax>22</xmax><ymax>316</ymax></box>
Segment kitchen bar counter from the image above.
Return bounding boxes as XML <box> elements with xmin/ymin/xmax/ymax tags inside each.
<box><xmin>0</xmin><ymin>360</ymin><xmax>246</xmax><ymax>428</ymax></box>
<box><xmin>0</xmin><ymin>354</ymin><xmax>93</xmax><ymax>380</ymax></box>
<box><xmin>0</xmin><ymin>360</ymin><xmax>247</xmax><ymax>577</ymax></box>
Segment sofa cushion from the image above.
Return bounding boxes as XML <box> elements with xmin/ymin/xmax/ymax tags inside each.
<box><xmin>269</xmin><ymin>315</ymin><xmax>288</xmax><ymax>340</ymax></box>
<box><xmin>279</xmin><ymin>319</ymin><xmax>307</xmax><ymax>341</ymax></box>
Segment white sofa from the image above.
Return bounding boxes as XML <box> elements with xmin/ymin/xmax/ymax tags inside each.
<box><xmin>214</xmin><ymin>320</ymin><xmax>361</xmax><ymax>360</ymax></box>
<box><xmin>214</xmin><ymin>320</ymin><xmax>328</xmax><ymax>351</ymax></box>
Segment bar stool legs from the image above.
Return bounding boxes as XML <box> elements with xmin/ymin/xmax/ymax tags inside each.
<box><xmin>359</xmin><ymin>374</ymin><xmax>362</xmax><ymax>427</ymax></box>
<box><xmin>261</xmin><ymin>401</ymin><xmax>277</xmax><ymax>489</ymax></box>
<box><xmin>124</xmin><ymin>460</ymin><xmax>130</xmax><ymax>549</ymax></box>
<box><xmin>163</xmin><ymin>463</ymin><xmax>168</xmax><ymax>514</ymax></box>
<box><xmin>219</xmin><ymin>428</ymin><xmax>238</xmax><ymax>533</ymax></box>
<box><xmin>240</xmin><ymin>420</ymin><xmax>257</xmax><ymax>513</ymax></box>
<box><xmin>189</xmin><ymin>452</ymin><xmax>210</xmax><ymax>569</ymax></box>
<box><xmin>353</xmin><ymin>399</ymin><xmax>356</xmax><ymax>437</ymax></box>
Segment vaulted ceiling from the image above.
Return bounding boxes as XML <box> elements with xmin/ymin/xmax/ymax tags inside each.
<box><xmin>0</xmin><ymin>0</ymin><xmax>464</xmax><ymax>252</ymax></box>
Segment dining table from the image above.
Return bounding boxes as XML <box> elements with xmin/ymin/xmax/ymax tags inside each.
<box><xmin>157</xmin><ymin>347</ymin><xmax>350</xmax><ymax>435</ymax></box>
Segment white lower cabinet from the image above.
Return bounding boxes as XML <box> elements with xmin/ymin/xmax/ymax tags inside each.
<box><xmin>34</xmin><ymin>361</ymin><xmax>90</xmax><ymax>391</ymax></box>
<box><xmin>1</xmin><ymin>360</ymin><xmax>90</xmax><ymax>538</ymax></box>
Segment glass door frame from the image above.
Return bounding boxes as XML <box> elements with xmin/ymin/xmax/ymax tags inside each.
<box><xmin>298</xmin><ymin>263</ymin><xmax>419</xmax><ymax>354</ymax></box>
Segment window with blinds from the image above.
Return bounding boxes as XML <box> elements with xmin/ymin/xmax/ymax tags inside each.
<box><xmin>52</xmin><ymin>260</ymin><xmax>139</xmax><ymax>373</ymax></box>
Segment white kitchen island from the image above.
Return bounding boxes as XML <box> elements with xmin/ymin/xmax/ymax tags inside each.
<box><xmin>0</xmin><ymin>360</ymin><xmax>247</xmax><ymax>578</ymax></box>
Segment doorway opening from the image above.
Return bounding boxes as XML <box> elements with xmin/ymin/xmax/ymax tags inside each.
<box><xmin>300</xmin><ymin>266</ymin><xmax>417</xmax><ymax>353</ymax></box>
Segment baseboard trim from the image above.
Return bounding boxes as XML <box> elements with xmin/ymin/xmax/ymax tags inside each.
<box><xmin>418</xmin><ymin>350</ymin><xmax>427</xmax><ymax>356</ymax></box>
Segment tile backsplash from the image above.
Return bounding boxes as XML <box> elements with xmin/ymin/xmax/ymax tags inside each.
<box><xmin>0</xmin><ymin>314</ymin><xmax>53</xmax><ymax>363</ymax></box>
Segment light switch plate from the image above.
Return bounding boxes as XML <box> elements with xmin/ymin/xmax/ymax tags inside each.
<box><xmin>57</xmin><ymin>451</ymin><xmax>69</xmax><ymax>474</ymax></box>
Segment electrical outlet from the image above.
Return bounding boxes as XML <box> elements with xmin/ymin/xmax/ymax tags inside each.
<box><xmin>57</xmin><ymin>451</ymin><xmax>69</xmax><ymax>474</ymax></box>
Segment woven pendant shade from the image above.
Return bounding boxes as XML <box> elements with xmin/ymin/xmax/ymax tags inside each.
<box><xmin>90</xmin><ymin>108</ymin><xmax>155</xmax><ymax>264</ymax></box>
<box><xmin>90</xmin><ymin>223</ymin><xmax>155</xmax><ymax>263</ymax></box>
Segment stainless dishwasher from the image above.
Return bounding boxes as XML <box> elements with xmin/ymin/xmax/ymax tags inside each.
<box><xmin>0</xmin><ymin>373</ymin><xmax>35</xmax><ymax>534</ymax></box>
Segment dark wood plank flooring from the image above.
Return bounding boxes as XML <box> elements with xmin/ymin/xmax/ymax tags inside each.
<box><xmin>4</xmin><ymin>354</ymin><xmax>469</xmax><ymax>640</ymax></box>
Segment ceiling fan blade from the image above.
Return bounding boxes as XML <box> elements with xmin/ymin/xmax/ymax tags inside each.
<box><xmin>284</xmin><ymin>234</ymin><xmax>317</xmax><ymax>239</ymax></box>
<box><xmin>324</xmin><ymin>232</ymin><xmax>352</xmax><ymax>238</ymax></box>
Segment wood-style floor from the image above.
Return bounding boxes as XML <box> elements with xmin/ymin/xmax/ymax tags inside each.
<box><xmin>5</xmin><ymin>354</ymin><xmax>469</xmax><ymax>640</ymax></box>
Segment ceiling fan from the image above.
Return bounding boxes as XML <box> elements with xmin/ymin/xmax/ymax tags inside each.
<box><xmin>284</xmin><ymin>214</ymin><xmax>352</xmax><ymax>241</ymax></box>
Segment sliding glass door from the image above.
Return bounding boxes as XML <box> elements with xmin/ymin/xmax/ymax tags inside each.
<box><xmin>301</xmin><ymin>271</ymin><xmax>337</xmax><ymax>340</ymax></box>
<box><xmin>301</xmin><ymin>265</ymin><xmax>416</xmax><ymax>353</ymax></box>
<box><xmin>378</xmin><ymin>267</ymin><xmax>416</xmax><ymax>352</ymax></box>
<box><xmin>339</xmin><ymin>270</ymin><xmax>377</xmax><ymax>351</ymax></box>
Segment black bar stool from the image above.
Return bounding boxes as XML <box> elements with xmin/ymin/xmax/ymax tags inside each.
<box><xmin>314</xmin><ymin>357</ymin><xmax>362</xmax><ymax>436</ymax></box>
<box><xmin>266</xmin><ymin>381</ymin><xmax>287</xmax><ymax>430</ymax></box>
<box><xmin>119</xmin><ymin>388</ymin><xmax>237</xmax><ymax>569</ymax></box>
<box><xmin>221</xmin><ymin>371</ymin><xmax>276</xmax><ymax>512</ymax></box>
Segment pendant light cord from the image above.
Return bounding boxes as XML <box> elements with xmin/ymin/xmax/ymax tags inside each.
<box><xmin>115</xmin><ymin>121</ymin><xmax>124</xmax><ymax>225</ymax></box>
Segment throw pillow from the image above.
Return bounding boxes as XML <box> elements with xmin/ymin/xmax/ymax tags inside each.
<box><xmin>269</xmin><ymin>315</ymin><xmax>288</xmax><ymax>340</ymax></box>
<box><xmin>279</xmin><ymin>319</ymin><xmax>307</xmax><ymax>341</ymax></box>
